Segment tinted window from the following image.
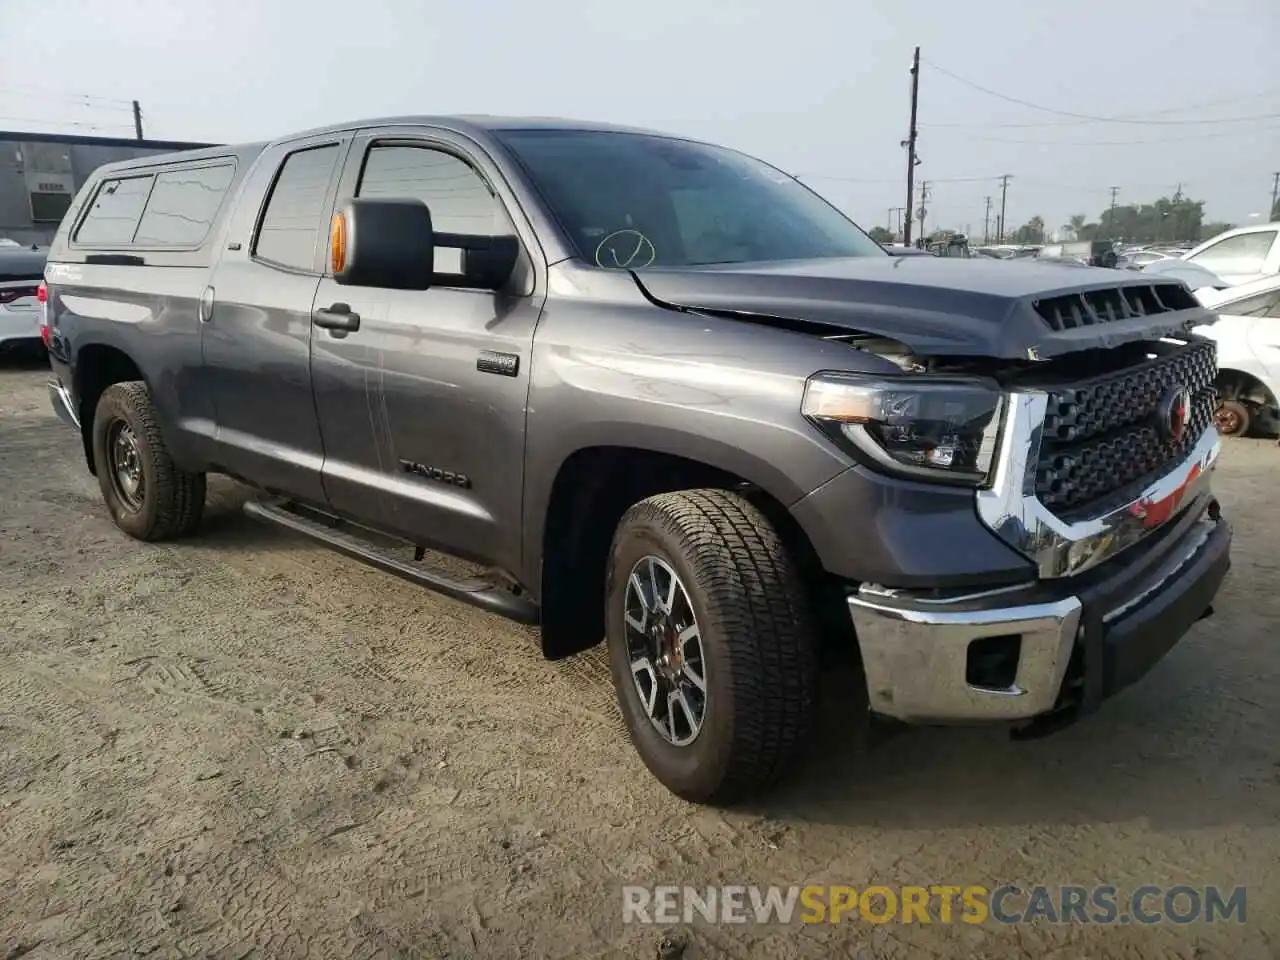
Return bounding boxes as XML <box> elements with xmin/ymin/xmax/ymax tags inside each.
<box><xmin>75</xmin><ymin>175</ymin><xmax>155</xmax><ymax>245</ymax></box>
<box><xmin>134</xmin><ymin>164</ymin><xmax>235</xmax><ymax>246</ymax></box>
<box><xmin>1188</xmin><ymin>231</ymin><xmax>1276</xmax><ymax>275</ymax></box>
<box><xmin>358</xmin><ymin>145</ymin><xmax>509</xmax><ymax>236</ymax></box>
<box><xmin>497</xmin><ymin>129</ymin><xmax>883</xmax><ymax>268</ymax></box>
<box><xmin>254</xmin><ymin>145</ymin><xmax>341</xmax><ymax>271</ymax></box>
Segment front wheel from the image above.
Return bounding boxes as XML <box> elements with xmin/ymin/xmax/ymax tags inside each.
<box><xmin>1214</xmin><ymin>398</ymin><xmax>1250</xmax><ymax>438</ymax></box>
<box><xmin>92</xmin><ymin>382</ymin><xmax>206</xmax><ymax>541</ymax></box>
<box><xmin>605</xmin><ymin>489</ymin><xmax>818</xmax><ymax>804</ymax></box>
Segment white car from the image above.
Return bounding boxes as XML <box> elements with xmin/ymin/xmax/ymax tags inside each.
<box><xmin>1182</xmin><ymin>221</ymin><xmax>1280</xmax><ymax>287</ymax></box>
<box><xmin>0</xmin><ymin>248</ymin><xmax>47</xmax><ymax>355</ymax></box>
<box><xmin>1194</xmin><ymin>274</ymin><xmax>1280</xmax><ymax>437</ymax></box>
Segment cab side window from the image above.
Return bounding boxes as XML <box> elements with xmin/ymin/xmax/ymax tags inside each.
<box><xmin>357</xmin><ymin>145</ymin><xmax>510</xmax><ymax>237</ymax></box>
<box><xmin>254</xmin><ymin>144</ymin><xmax>342</xmax><ymax>272</ymax></box>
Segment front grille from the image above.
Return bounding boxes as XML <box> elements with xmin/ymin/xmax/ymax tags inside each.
<box><xmin>1035</xmin><ymin>339</ymin><xmax>1217</xmax><ymax>515</ymax></box>
<box><xmin>1033</xmin><ymin>283</ymin><xmax>1198</xmax><ymax>332</ymax></box>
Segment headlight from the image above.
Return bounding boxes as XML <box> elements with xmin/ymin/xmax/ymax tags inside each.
<box><xmin>802</xmin><ymin>372</ymin><xmax>1004</xmax><ymax>485</ymax></box>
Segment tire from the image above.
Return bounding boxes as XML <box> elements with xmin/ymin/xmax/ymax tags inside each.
<box><xmin>91</xmin><ymin>381</ymin><xmax>206</xmax><ymax>541</ymax></box>
<box><xmin>1214</xmin><ymin>398</ymin><xmax>1250</xmax><ymax>438</ymax></box>
<box><xmin>605</xmin><ymin>489</ymin><xmax>818</xmax><ymax>804</ymax></box>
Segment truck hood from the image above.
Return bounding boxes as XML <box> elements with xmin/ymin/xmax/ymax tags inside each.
<box><xmin>631</xmin><ymin>256</ymin><xmax>1214</xmax><ymax>360</ymax></box>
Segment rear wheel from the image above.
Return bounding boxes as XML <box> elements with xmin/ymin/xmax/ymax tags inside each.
<box><xmin>92</xmin><ymin>382</ymin><xmax>205</xmax><ymax>541</ymax></box>
<box><xmin>605</xmin><ymin>489</ymin><xmax>817</xmax><ymax>804</ymax></box>
<box><xmin>1214</xmin><ymin>398</ymin><xmax>1250</xmax><ymax>438</ymax></box>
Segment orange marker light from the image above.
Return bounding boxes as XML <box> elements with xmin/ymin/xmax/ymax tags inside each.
<box><xmin>330</xmin><ymin>213</ymin><xmax>347</xmax><ymax>274</ymax></box>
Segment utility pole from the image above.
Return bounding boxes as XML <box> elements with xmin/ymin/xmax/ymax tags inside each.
<box><xmin>1271</xmin><ymin>172</ymin><xmax>1279</xmax><ymax>219</ymax></box>
<box><xmin>917</xmin><ymin>181</ymin><xmax>929</xmax><ymax>244</ymax></box>
<box><xmin>132</xmin><ymin>100</ymin><xmax>144</xmax><ymax>141</ymax></box>
<box><xmin>903</xmin><ymin>46</ymin><xmax>921</xmax><ymax>246</ymax></box>
<box><xmin>997</xmin><ymin>174</ymin><xmax>1011</xmax><ymax>244</ymax></box>
<box><xmin>983</xmin><ymin>196</ymin><xmax>992</xmax><ymax>242</ymax></box>
<box><xmin>1107</xmin><ymin>186</ymin><xmax>1119</xmax><ymax>239</ymax></box>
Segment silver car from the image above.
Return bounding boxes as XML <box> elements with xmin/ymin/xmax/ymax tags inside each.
<box><xmin>0</xmin><ymin>247</ymin><xmax>47</xmax><ymax>354</ymax></box>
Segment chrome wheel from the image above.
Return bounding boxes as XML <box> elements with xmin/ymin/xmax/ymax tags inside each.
<box><xmin>108</xmin><ymin>420</ymin><xmax>145</xmax><ymax>511</ymax></box>
<box><xmin>624</xmin><ymin>555</ymin><xmax>707</xmax><ymax>746</ymax></box>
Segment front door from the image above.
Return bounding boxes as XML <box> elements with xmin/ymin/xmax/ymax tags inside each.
<box><xmin>309</xmin><ymin>128</ymin><xmax>544</xmax><ymax>574</ymax></box>
<box><xmin>202</xmin><ymin>135</ymin><xmax>351</xmax><ymax>501</ymax></box>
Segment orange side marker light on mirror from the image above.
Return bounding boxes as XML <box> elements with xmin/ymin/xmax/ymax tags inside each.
<box><xmin>330</xmin><ymin>213</ymin><xmax>347</xmax><ymax>274</ymax></box>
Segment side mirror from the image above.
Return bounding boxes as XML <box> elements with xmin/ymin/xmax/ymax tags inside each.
<box><xmin>432</xmin><ymin>231</ymin><xmax>520</xmax><ymax>291</ymax></box>
<box><xmin>332</xmin><ymin>198</ymin><xmax>434</xmax><ymax>290</ymax></box>
<box><xmin>332</xmin><ymin>197</ymin><xmax>520</xmax><ymax>292</ymax></box>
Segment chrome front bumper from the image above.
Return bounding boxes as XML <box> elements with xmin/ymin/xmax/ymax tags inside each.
<box><xmin>49</xmin><ymin>379</ymin><xmax>79</xmax><ymax>429</ymax></box>
<box><xmin>849</xmin><ymin>507</ymin><xmax>1229</xmax><ymax>724</ymax></box>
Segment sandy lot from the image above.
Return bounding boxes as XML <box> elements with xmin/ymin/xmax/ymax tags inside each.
<box><xmin>0</xmin><ymin>357</ymin><xmax>1276</xmax><ymax>959</ymax></box>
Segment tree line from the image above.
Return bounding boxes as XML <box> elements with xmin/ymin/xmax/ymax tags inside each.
<box><xmin>866</xmin><ymin>190</ymin><xmax>1243</xmax><ymax>247</ymax></box>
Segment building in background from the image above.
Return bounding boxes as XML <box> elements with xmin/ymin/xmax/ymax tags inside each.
<box><xmin>0</xmin><ymin>131</ymin><xmax>212</xmax><ymax>247</ymax></box>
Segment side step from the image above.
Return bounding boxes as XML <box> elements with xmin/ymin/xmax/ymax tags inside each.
<box><xmin>243</xmin><ymin>500</ymin><xmax>540</xmax><ymax>625</ymax></box>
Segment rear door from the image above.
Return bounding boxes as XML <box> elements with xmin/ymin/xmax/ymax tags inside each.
<box><xmin>201</xmin><ymin>135</ymin><xmax>352</xmax><ymax>501</ymax></box>
<box><xmin>308</xmin><ymin>126</ymin><xmax>544</xmax><ymax>572</ymax></box>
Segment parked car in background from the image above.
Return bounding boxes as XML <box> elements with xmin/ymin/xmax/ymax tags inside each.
<box><xmin>1036</xmin><ymin>240</ymin><xmax>1118</xmax><ymax>267</ymax></box>
<box><xmin>1182</xmin><ymin>222</ymin><xmax>1280</xmax><ymax>287</ymax></box>
<box><xmin>880</xmin><ymin>243</ymin><xmax>934</xmax><ymax>256</ymax></box>
<box><xmin>0</xmin><ymin>245</ymin><xmax>47</xmax><ymax>356</ymax></box>
<box><xmin>1117</xmin><ymin>249</ymin><xmax>1178</xmax><ymax>270</ymax></box>
<box><xmin>1194</xmin><ymin>275</ymin><xmax>1280</xmax><ymax>437</ymax></box>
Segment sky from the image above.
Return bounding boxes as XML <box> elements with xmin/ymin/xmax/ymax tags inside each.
<box><xmin>2</xmin><ymin>0</ymin><xmax>1277</xmax><ymax>238</ymax></box>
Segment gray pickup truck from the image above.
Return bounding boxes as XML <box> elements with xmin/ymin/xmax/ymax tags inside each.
<box><xmin>42</xmin><ymin>116</ymin><xmax>1230</xmax><ymax>804</ymax></box>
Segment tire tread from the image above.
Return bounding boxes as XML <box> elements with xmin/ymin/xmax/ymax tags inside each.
<box><xmin>95</xmin><ymin>381</ymin><xmax>205</xmax><ymax>541</ymax></box>
<box><xmin>614</xmin><ymin>488</ymin><xmax>817</xmax><ymax>803</ymax></box>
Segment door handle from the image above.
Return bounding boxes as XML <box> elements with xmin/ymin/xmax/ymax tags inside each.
<box><xmin>313</xmin><ymin>302</ymin><xmax>361</xmax><ymax>336</ymax></box>
<box><xmin>198</xmin><ymin>285</ymin><xmax>215</xmax><ymax>323</ymax></box>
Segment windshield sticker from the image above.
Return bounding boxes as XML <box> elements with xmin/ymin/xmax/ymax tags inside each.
<box><xmin>595</xmin><ymin>229</ymin><xmax>657</xmax><ymax>269</ymax></box>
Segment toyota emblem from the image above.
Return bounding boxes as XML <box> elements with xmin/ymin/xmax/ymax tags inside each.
<box><xmin>1156</xmin><ymin>385</ymin><xmax>1192</xmax><ymax>443</ymax></box>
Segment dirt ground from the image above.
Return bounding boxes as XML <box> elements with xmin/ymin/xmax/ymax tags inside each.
<box><xmin>0</xmin><ymin>357</ymin><xmax>1276</xmax><ymax>960</ymax></box>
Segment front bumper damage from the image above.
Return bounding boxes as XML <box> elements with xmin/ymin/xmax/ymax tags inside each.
<box><xmin>847</xmin><ymin>394</ymin><xmax>1231</xmax><ymax>729</ymax></box>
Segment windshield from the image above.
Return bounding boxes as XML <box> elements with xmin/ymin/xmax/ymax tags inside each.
<box><xmin>496</xmin><ymin>129</ymin><xmax>884</xmax><ymax>268</ymax></box>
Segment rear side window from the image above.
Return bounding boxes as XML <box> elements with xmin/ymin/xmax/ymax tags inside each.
<box><xmin>134</xmin><ymin>164</ymin><xmax>235</xmax><ymax>246</ymax></box>
<box><xmin>253</xmin><ymin>144</ymin><xmax>341</xmax><ymax>271</ymax></box>
<box><xmin>74</xmin><ymin>175</ymin><xmax>155</xmax><ymax>245</ymax></box>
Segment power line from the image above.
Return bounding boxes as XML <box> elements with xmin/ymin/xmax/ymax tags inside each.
<box><xmin>930</xmin><ymin>124</ymin><xmax>1280</xmax><ymax>146</ymax></box>
<box><xmin>921</xmin><ymin>89</ymin><xmax>1280</xmax><ymax>129</ymax></box>
<box><xmin>799</xmin><ymin>173</ymin><xmax>1001</xmax><ymax>184</ymax></box>
<box><xmin>0</xmin><ymin>115</ymin><xmax>135</xmax><ymax>131</ymax></box>
<box><xmin>922</xmin><ymin>58</ymin><xmax>1280</xmax><ymax>126</ymax></box>
<box><xmin>0</xmin><ymin>85</ymin><xmax>133</xmax><ymax>110</ymax></box>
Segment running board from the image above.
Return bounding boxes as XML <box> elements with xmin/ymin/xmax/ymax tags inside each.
<box><xmin>243</xmin><ymin>500</ymin><xmax>540</xmax><ymax>625</ymax></box>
